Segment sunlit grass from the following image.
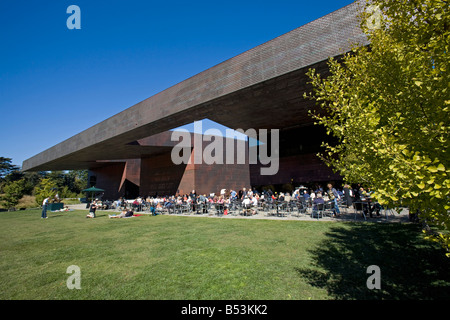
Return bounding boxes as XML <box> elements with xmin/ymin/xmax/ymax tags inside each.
<box><xmin>0</xmin><ymin>209</ymin><xmax>448</xmax><ymax>300</ymax></box>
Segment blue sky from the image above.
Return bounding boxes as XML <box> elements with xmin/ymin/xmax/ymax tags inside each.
<box><xmin>0</xmin><ymin>0</ymin><xmax>354</xmax><ymax>168</ymax></box>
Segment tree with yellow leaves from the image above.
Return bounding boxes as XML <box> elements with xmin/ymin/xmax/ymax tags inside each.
<box><xmin>306</xmin><ymin>0</ymin><xmax>449</xmax><ymax>254</ymax></box>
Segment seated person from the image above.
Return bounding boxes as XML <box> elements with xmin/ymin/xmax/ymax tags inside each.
<box><xmin>109</xmin><ymin>209</ymin><xmax>134</xmax><ymax>218</ymax></box>
<box><xmin>251</xmin><ymin>196</ymin><xmax>258</xmax><ymax>215</ymax></box>
<box><xmin>313</xmin><ymin>193</ymin><xmax>325</xmax><ymax>210</ymax></box>
<box><xmin>86</xmin><ymin>212</ymin><xmax>95</xmax><ymax>218</ymax></box>
<box><xmin>152</xmin><ymin>202</ymin><xmax>163</xmax><ymax>215</ymax></box>
<box><xmin>242</xmin><ymin>196</ymin><xmax>256</xmax><ymax>215</ymax></box>
<box><xmin>88</xmin><ymin>201</ymin><xmax>97</xmax><ymax>218</ymax></box>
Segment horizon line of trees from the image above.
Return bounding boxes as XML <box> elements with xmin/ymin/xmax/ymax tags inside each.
<box><xmin>0</xmin><ymin>157</ymin><xmax>88</xmax><ymax>210</ymax></box>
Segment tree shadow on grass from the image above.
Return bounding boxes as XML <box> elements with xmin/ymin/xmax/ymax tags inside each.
<box><xmin>295</xmin><ymin>223</ymin><xmax>450</xmax><ymax>300</ymax></box>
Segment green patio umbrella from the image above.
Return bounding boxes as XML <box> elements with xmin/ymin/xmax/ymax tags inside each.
<box><xmin>82</xmin><ymin>186</ymin><xmax>105</xmax><ymax>202</ymax></box>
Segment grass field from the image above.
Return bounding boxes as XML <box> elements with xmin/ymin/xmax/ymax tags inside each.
<box><xmin>0</xmin><ymin>209</ymin><xmax>449</xmax><ymax>300</ymax></box>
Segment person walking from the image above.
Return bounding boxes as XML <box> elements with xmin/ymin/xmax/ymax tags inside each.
<box><xmin>343</xmin><ymin>184</ymin><xmax>353</xmax><ymax>207</ymax></box>
<box><xmin>41</xmin><ymin>197</ymin><xmax>49</xmax><ymax>219</ymax></box>
<box><xmin>327</xmin><ymin>183</ymin><xmax>341</xmax><ymax>217</ymax></box>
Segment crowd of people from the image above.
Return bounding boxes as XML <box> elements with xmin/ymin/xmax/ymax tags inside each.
<box><xmin>81</xmin><ymin>183</ymin><xmax>381</xmax><ymax>219</ymax></box>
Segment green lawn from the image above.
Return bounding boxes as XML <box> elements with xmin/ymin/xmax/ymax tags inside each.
<box><xmin>0</xmin><ymin>209</ymin><xmax>449</xmax><ymax>300</ymax></box>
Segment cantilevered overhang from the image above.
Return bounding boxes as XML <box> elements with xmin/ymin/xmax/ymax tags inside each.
<box><xmin>23</xmin><ymin>0</ymin><xmax>369</xmax><ymax>172</ymax></box>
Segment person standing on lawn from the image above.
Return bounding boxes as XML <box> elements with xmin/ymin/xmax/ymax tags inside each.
<box><xmin>41</xmin><ymin>197</ymin><xmax>49</xmax><ymax>219</ymax></box>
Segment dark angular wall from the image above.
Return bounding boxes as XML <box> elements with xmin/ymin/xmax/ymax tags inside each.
<box><xmin>89</xmin><ymin>162</ymin><xmax>125</xmax><ymax>200</ymax></box>
<box><xmin>140</xmin><ymin>153</ymin><xmax>188</xmax><ymax>197</ymax></box>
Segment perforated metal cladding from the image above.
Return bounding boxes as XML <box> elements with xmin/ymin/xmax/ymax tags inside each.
<box><xmin>157</xmin><ymin>1</ymin><xmax>367</xmax><ymax>112</ymax></box>
<box><xmin>23</xmin><ymin>1</ymin><xmax>368</xmax><ymax>171</ymax></box>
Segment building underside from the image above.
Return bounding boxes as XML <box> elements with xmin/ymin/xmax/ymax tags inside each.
<box><xmin>22</xmin><ymin>1</ymin><xmax>369</xmax><ymax>199</ymax></box>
